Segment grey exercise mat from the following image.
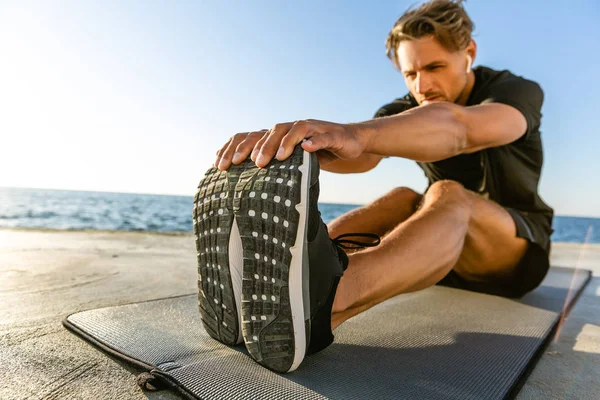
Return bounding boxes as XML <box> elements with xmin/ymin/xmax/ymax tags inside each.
<box><xmin>63</xmin><ymin>266</ymin><xmax>591</xmax><ymax>400</ymax></box>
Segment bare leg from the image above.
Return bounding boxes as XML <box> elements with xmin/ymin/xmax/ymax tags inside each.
<box><xmin>327</xmin><ymin>187</ymin><xmax>422</xmax><ymax>239</ymax></box>
<box><xmin>331</xmin><ymin>180</ymin><xmax>528</xmax><ymax>330</ymax></box>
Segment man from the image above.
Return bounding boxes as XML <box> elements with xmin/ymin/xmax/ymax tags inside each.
<box><xmin>194</xmin><ymin>0</ymin><xmax>554</xmax><ymax>374</ymax></box>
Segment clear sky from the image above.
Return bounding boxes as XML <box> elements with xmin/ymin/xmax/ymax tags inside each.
<box><xmin>1</xmin><ymin>0</ymin><xmax>599</xmax><ymax>217</ymax></box>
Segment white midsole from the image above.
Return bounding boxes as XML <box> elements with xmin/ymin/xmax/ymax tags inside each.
<box><xmin>229</xmin><ymin>216</ymin><xmax>244</xmax><ymax>344</ymax></box>
<box><xmin>288</xmin><ymin>150</ymin><xmax>310</xmax><ymax>371</ymax></box>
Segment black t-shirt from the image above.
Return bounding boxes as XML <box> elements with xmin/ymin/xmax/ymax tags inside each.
<box><xmin>374</xmin><ymin>66</ymin><xmax>554</xmax><ymax>226</ymax></box>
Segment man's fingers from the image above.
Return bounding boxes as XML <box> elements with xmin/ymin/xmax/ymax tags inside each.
<box><xmin>215</xmin><ymin>122</ymin><xmax>345</xmax><ymax>171</ymax></box>
<box><xmin>251</xmin><ymin>134</ymin><xmax>268</xmax><ymax>162</ymax></box>
<box><xmin>302</xmin><ymin>128</ymin><xmax>364</xmax><ymax>159</ymax></box>
<box><xmin>314</xmin><ymin>149</ymin><xmax>340</xmax><ymax>166</ymax></box>
<box><xmin>214</xmin><ymin>138</ymin><xmax>233</xmax><ymax>168</ymax></box>
<box><xmin>217</xmin><ymin>133</ymin><xmax>247</xmax><ymax>170</ymax></box>
<box><xmin>255</xmin><ymin>122</ymin><xmax>294</xmax><ymax>167</ymax></box>
<box><xmin>301</xmin><ymin>132</ymin><xmax>337</xmax><ymax>153</ymax></box>
<box><xmin>232</xmin><ymin>130</ymin><xmax>267</xmax><ymax>164</ymax></box>
<box><xmin>277</xmin><ymin>121</ymin><xmax>314</xmax><ymax>160</ymax></box>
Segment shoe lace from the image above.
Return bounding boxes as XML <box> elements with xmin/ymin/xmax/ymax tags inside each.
<box><xmin>332</xmin><ymin>233</ymin><xmax>381</xmax><ymax>250</ymax></box>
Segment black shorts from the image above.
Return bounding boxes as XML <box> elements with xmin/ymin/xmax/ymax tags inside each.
<box><xmin>437</xmin><ymin>208</ymin><xmax>553</xmax><ymax>298</ymax></box>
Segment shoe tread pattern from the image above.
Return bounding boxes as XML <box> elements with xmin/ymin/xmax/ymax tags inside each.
<box><xmin>193</xmin><ymin>166</ymin><xmax>244</xmax><ymax>345</ymax></box>
<box><xmin>234</xmin><ymin>146</ymin><xmax>305</xmax><ymax>373</ymax></box>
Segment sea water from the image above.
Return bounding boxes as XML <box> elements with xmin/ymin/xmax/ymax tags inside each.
<box><xmin>0</xmin><ymin>187</ymin><xmax>597</xmax><ymax>244</ymax></box>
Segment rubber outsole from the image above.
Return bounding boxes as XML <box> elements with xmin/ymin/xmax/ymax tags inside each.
<box><xmin>193</xmin><ymin>165</ymin><xmax>245</xmax><ymax>346</ymax></box>
<box><xmin>234</xmin><ymin>146</ymin><xmax>308</xmax><ymax>373</ymax></box>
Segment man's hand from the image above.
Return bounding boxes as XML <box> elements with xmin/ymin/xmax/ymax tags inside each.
<box><xmin>215</xmin><ymin>119</ymin><xmax>369</xmax><ymax>170</ymax></box>
<box><xmin>214</xmin><ymin>129</ymin><xmax>267</xmax><ymax>170</ymax></box>
<box><xmin>253</xmin><ymin>119</ymin><xmax>369</xmax><ymax>168</ymax></box>
<box><xmin>215</xmin><ymin>119</ymin><xmax>367</xmax><ymax>170</ymax></box>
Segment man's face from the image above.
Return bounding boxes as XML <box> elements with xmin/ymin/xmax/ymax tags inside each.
<box><xmin>397</xmin><ymin>36</ymin><xmax>471</xmax><ymax>105</ymax></box>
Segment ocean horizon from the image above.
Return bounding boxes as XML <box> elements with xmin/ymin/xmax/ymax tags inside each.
<box><xmin>1</xmin><ymin>186</ymin><xmax>598</xmax><ymax>244</ymax></box>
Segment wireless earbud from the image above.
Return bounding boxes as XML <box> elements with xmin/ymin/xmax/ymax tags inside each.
<box><xmin>466</xmin><ymin>55</ymin><xmax>472</xmax><ymax>73</ymax></box>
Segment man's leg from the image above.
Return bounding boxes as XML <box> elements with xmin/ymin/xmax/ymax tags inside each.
<box><xmin>331</xmin><ymin>180</ymin><xmax>528</xmax><ymax>329</ymax></box>
<box><xmin>327</xmin><ymin>187</ymin><xmax>422</xmax><ymax>239</ymax></box>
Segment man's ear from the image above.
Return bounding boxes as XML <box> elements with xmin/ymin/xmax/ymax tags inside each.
<box><xmin>466</xmin><ymin>39</ymin><xmax>477</xmax><ymax>72</ymax></box>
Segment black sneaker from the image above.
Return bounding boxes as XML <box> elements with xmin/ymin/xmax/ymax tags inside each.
<box><xmin>193</xmin><ymin>164</ymin><xmax>249</xmax><ymax>346</ymax></box>
<box><xmin>232</xmin><ymin>144</ymin><xmax>380</xmax><ymax>372</ymax></box>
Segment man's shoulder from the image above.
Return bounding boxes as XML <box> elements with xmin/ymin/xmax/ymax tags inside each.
<box><xmin>471</xmin><ymin>66</ymin><xmax>544</xmax><ymax>118</ymax></box>
<box><xmin>472</xmin><ymin>66</ymin><xmax>542</xmax><ymax>98</ymax></box>
<box><xmin>373</xmin><ymin>94</ymin><xmax>418</xmax><ymax>118</ymax></box>
<box><xmin>474</xmin><ymin>65</ymin><xmax>510</xmax><ymax>80</ymax></box>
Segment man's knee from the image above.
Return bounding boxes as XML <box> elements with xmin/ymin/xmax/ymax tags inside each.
<box><xmin>374</xmin><ymin>186</ymin><xmax>422</xmax><ymax>211</ymax></box>
<box><xmin>418</xmin><ymin>180</ymin><xmax>475</xmax><ymax>215</ymax></box>
<box><xmin>383</xmin><ymin>186</ymin><xmax>421</xmax><ymax>202</ymax></box>
<box><xmin>424</xmin><ymin>180</ymin><xmax>470</xmax><ymax>203</ymax></box>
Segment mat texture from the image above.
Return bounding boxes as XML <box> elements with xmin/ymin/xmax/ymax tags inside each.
<box><xmin>63</xmin><ymin>266</ymin><xmax>591</xmax><ymax>400</ymax></box>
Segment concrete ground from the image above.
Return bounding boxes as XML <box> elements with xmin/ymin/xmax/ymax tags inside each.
<box><xmin>0</xmin><ymin>228</ymin><xmax>598</xmax><ymax>400</ymax></box>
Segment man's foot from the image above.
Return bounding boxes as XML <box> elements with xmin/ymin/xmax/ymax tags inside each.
<box><xmin>232</xmin><ymin>145</ymin><xmax>379</xmax><ymax>373</ymax></box>
<box><xmin>193</xmin><ymin>162</ymin><xmax>252</xmax><ymax>346</ymax></box>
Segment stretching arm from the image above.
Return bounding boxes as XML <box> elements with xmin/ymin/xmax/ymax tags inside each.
<box><xmin>355</xmin><ymin>101</ymin><xmax>526</xmax><ymax>162</ymax></box>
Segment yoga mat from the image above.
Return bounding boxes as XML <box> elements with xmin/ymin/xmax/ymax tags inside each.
<box><xmin>63</xmin><ymin>266</ymin><xmax>591</xmax><ymax>400</ymax></box>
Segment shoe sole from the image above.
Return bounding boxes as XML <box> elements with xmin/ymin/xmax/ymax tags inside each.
<box><xmin>193</xmin><ymin>165</ymin><xmax>247</xmax><ymax>346</ymax></box>
<box><xmin>234</xmin><ymin>146</ymin><xmax>310</xmax><ymax>373</ymax></box>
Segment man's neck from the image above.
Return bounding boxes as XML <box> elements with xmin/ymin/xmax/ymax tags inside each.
<box><xmin>455</xmin><ymin>70</ymin><xmax>476</xmax><ymax>106</ymax></box>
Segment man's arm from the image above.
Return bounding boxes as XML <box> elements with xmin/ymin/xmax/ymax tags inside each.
<box><xmin>247</xmin><ymin>102</ymin><xmax>527</xmax><ymax>168</ymax></box>
<box><xmin>318</xmin><ymin>99</ymin><xmax>409</xmax><ymax>173</ymax></box>
<box><xmin>356</xmin><ymin>101</ymin><xmax>528</xmax><ymax>162</ymax></box>
<box><xmin>247</xmin><ymin>78</ymin><xmax>541</xmax><ymax>168</ymax></box>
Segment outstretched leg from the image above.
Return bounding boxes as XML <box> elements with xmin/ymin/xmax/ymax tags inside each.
<box><xmin>331</xmin><ymin>180</ymin><xmax>528</xmax><ymax>329</ymax></box>
<box><xmin>327</xmin><ymin>187</ymin><xmax>422</xmax><ymax>239</ymax></box>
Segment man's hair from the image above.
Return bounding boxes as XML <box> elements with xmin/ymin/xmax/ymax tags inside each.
<box><xmin>385</xmin><ymin>0</ymin><xmax>474</xmax><ymax>70</ymax></box>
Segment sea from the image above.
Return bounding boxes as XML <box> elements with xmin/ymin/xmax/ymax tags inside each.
<box><xmin>0</xmin><ymin>187</ymin><xmax>598</xmax><ymax>244</ymax></box>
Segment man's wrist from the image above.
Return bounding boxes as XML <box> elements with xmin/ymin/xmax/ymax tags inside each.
<box><xmin>351</xmin><ymin>121</ymin><xmax>378</xmax><ymax>155</ymax></box>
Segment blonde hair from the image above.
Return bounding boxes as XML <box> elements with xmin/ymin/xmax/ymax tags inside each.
<box><xmin>386</xmin><ymin>0</ymin><xmax>474</xmax><ymax>69</ymax></box>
